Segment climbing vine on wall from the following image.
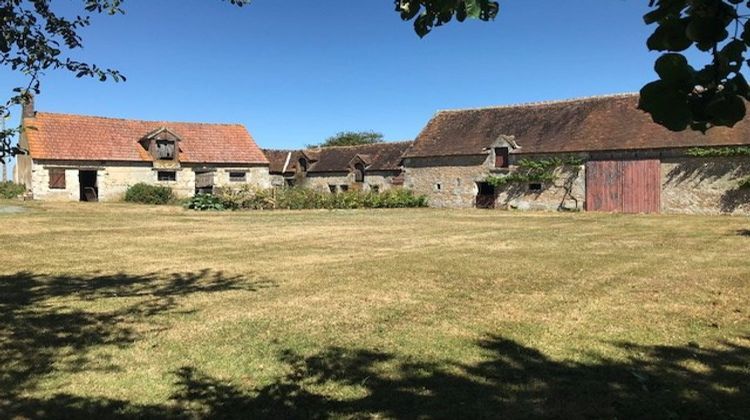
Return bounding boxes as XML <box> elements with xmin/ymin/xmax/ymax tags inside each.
<box><xmin>485</xmin><ymin>156</ymin><xmax>584</xmax><ymax>188</ymax></box>
<box><xmin>685</xmin><ymin>146</ymin><xmax>750</xmax><ymax>157</ymax></box>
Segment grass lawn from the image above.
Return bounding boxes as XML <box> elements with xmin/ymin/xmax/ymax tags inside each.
<box><xmin>0</xmin><ymin>201</ymin><xmax>749</xmax><ymax>418</ymax></box>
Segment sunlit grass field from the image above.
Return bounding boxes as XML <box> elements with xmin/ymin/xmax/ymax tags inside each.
<box><xmin>1</xmin><ymin>201</ymin><xmax>748</xmax><ymax>418</ymax></box>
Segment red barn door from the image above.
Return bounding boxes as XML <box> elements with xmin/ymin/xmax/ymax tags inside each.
<box><xmin>586</xmin><ymin>160</ymin><xmax>661</xmax><ymax>214</ymax></box>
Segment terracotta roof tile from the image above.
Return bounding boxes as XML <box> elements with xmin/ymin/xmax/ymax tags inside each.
<box><xmin>405</xmin><ymin>94</ymin><xmax>750</xmax><ymax>158</ymax></box>
<box><xmin>25</xmin><ymin>112</ymin><xmax>268</xmax><ymax>164</ymax></box>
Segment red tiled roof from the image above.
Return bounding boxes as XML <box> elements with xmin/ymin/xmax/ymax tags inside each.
<box><xmin>25</xmin><ymin>112</ymin><xmax>268</xmax><ymax>164</ymax></box>
<box><xmin>405</xmin><ymin>94</ymin><xmax>750</xmax><ymax>158</ymax></box>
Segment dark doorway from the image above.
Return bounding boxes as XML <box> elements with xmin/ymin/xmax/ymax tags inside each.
<box><xmin>476</xmin><ymin>182</ymin><xmax>496</xmax><ymax>209</ymax></box>
<box><xmin>79</xmin><ymin>170</ymin><xmax>98</xmax><ymax>202</ymax></box>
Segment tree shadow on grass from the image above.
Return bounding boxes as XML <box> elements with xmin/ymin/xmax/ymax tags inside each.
<box><xmin>0</xmin><ymin>269</ymin><xmax>276</xmax><ymax>406</ymax></box>
<box><xmin>4</xmin><ymin>333</ymin><xmax>748</xmax><ymax>419</ymax></box>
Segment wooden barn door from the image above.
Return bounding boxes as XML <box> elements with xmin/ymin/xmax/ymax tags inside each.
<box><xmin>586</xmin><ymin>160</ymin><xmax>661</xmax><ymax>214</ymax></box>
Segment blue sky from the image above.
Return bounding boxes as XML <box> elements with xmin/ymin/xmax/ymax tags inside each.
<box><xmin>2</xmin><ymin>0</ymin><xmax>707</xmax><ymax>163</ymax></box>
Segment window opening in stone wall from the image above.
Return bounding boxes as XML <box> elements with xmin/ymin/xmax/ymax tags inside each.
<box><xmin>156</xmin><ymin>140</ymin><xmax>176</xmax><ymax>160</ymax></box>
<box><xmin>158</xmin><ymin>171</ymin><xmax>177</xmax><ymax>182</ymax></box>
<box><xmin>48</xmin><ymin>168</ymin><xmax>66</xmax><ymax>189</ymax></box>
<box><xmin>229</xmin><ymin>172</ymin><xmax>247</xmax><ymax>182</ymax></box>
<box><xmin>495</xmin><ymin>147</ymin><xmax>509</xmax><ymax>168</ymax></box>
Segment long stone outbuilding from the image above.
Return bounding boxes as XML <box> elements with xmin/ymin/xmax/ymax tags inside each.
<box><xmin>263</xmin><ymin>142</ymin><xmax>411</xmax><ymax>193</ymax></box>
<box><xmin>15</xmin><ymin>99</ymin><xmax>270</xmax><ymax>201</ymax></box>
<box><xmin>401</xmin><ymin>93</ymin><xmax>750</xmax><ymax>215</ymax></box>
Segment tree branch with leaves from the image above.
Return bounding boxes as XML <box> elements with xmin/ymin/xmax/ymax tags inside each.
<box><xmin>0</xmin><ymin>0</ymin><xmax>250</xmax><ymax>163</ymax></box>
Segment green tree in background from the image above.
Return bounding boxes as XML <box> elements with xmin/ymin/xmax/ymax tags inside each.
<box><xmin>312</xmin><ymin>131</ymin><xmax>385</xmax><ymax>148</ymax></box>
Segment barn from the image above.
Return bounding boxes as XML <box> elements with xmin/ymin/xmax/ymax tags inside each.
<box><xmin>264</xmin><ymin>142</ymin><xmax>412</xmax><ymax>193</ymax></box>
<box><xmin>15</xmin><ymin>99</ymin><xmax>270</xmax><ymax>201</ymax></box>
<box><xmin>401</xmin><ymin>94</ymin><xmax>750</xmax><ymax>215</ymax></box>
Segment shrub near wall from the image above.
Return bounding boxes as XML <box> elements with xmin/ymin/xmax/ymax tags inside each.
<box><xmin>124</xmin><ymin>183</ymin><xmax>174</xmax><ymax>205</ymax></box>
<box><xmin>0</xmin><ymin>182</ymin><xmax>25</xmax><ymax>199</ymax></box>
<box><xmin>186</xmin><ymin>186</ymin><xmax>428</xmax><ymax>211</ymax></box>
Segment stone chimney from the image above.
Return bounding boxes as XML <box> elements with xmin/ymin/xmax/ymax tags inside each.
<box><xmin>21</xmin><ymin>94</ymin><xmax>35</xmax><ymax>119</ymax></box>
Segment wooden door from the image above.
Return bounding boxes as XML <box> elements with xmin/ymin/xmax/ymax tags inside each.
<box><xmin>586</xmin><ymin>160</ymin><xmax>661</xmax><ymax>213</ymax></box>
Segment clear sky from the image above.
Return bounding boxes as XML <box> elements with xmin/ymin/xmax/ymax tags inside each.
<box><xmin>2</xmin><ymin>0</ymin><xmax>708</xmax><ymax>164</ymax></box>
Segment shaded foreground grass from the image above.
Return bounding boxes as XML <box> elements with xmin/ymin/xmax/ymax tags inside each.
<box><xmin>0</xmin><ymin>201</ymin><xmax>748</xmax><ymax>418</ymax></box>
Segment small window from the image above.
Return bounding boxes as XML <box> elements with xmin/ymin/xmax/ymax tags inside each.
<box><xmin>495</xmin><ymin>147</ymin><xmax>509</xmax><ymax>168</ymax></box>
<box><xmin>48</xmin><ymin>169</ymin><xmax>66</xmax><ymax>189</ymax></box>
<box><xmin>354</xmin><ymin>163</ymin><xmax>365</xmax><ymax>183</ymax></box>
<box><xmin>229</xmin><ymin>171</ymin><xmax>246</xmax><ymax>182</ymax></box>
<box><xmin>339</xmin><ymin>185</ymin><xmax>349</xmax><ymax>192</ymax></box>
<box><xmin>156</xmin><ymin>140</ymin><xmax>176</xmax><ymax>160</ymax></box>
<box><xmin>529</xmin><ymin>182</ymin><xmax>543</xmax><ymax>192</ymax></box>
<box><xmin>434</xmin><ymin>183</ymin><xmax>442</xmax><ymax>192</ymax></box>
<box><xmin>157</xmin><ymin>171</ymin><xmax>177</xmax><ymax>182</ymax></box>
<box><xmin>370</xmin><ymin>185</ymin><xmax>380</xmax><ymax>193</ymax></box>
<box><xmin>329</xmin><ymin>185</ymin><xmax>337</xmax><ymax>193</ymax></box>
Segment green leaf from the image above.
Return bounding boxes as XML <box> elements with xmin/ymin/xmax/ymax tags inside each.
<box><xmin>647</xmin><ymin>18</ymin><xmax>692</xmax><ymax>52</ymax></box>
<box><xmin>638</xmin><ymin>80</ymin><xmax>692</xmax><ymax>131</ymax></box>
<box><xmin>464</xmin><ymin>0</ymin><xmax>482</xmax><ymax>18</ymax></box>
<box><xmin>686</xmin><ymin>17</ymin><xmax>728</xmax><ymax>45</ymax></box>
<box><xmin>654</xmin><ymin>53</ymin><xmax>694</xmax><ymax>87</ymax></box>
<box><xmin>706</xmin><ymin>94</ymin><xmax>746</xmax><ymax>128</ymax></box>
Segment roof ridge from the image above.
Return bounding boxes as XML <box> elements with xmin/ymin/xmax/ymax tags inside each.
<box><xmin>436</xmin><ymin>92</ymin><xmax>638</xmax><ymax>114</ymax></box>
<box><xmin>34</xmin><ymin>111</ymin><xmax>246</xmax><ymax>127</ymax></box>
<box><xmin>262</xmin><ymin>148</ymin><xmax>297</xmax><ymax>153</ymax></box>
<box><xmin>307</xmin><ymin>140</ymin><xmax>413</xmax><ymax>151</ymax></box>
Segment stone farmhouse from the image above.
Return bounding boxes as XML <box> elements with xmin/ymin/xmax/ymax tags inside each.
<box><xmin>15</xmin><ymin>100</ymin><xmax>270</xmax><ymax>201</ymax></box>
<box><xmin>263</xmin><ymin>141</ymin><xmax>411</xmax><ymax>193</ymax></box>
<box><xmin>401</xmin><ymin>94</ymin><xmax>750</xmax><ymax>215</ymax></box>
<box><xmin>13</xmin><ymin>93</ymin><xmax>750</xmax><ymax>215</ymax></box>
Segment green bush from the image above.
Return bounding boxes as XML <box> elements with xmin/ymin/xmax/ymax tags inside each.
<box><xmin>184</xmin><ymin>193</ymin><xmax>225</xmax><ymax>211</ymax></box>
<box><xmin>124</xmin><ymin>183</ymin><xmax>174</xmax><ymax>205</ymax></box>
<box><xmin>189</xmin><ymin>187</ymin><xmax>428</xmax><ymax>211</ymax></box>
<box><xmin>0</xmin><ymin>181</ymin><xmax>25</xmax><ymax>199</ymax></box>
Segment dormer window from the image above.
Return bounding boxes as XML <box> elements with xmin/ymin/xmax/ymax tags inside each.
<box><xmin>494</xmin><ymin>147</ymin><xmax>509</xmax><ymax>168</ymax></box>
<box><xmin>142</xmin><ymin>127</ymin><xmax>181</xmax><ymax>162</ymax></box>
<box><xmin>156</xmin><ymin>140</ymin><xmax>175</xmax><ymax>160</ymax></box>
<box><xmin>354</xmin><ymin>163</ymin><xmax>365</xmax><ymax>183</ymax></box>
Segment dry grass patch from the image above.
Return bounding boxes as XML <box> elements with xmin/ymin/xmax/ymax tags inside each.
<box><xmin>0</xmin><ymin>201</ymin><xmax>748</xmax><ymax>418</ymax></box>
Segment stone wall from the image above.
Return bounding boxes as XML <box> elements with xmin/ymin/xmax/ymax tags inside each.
<box><xmin>212</xmin><ymin>167</ymin><xmax>271</xmax><ymax>191</ymax></box>
<box><xmin>30</xmin><ymin>161</ymin><xmax>271</xmax><ymax>202</ymax></box>
<box><xmin>403</xmin><ymin>155</ymin><xmax>488</xmax><ymax>208</ymax></box>
<box><xmin>30</xmin><ymin>165</ymin><xmax>81</xmax><ymax>201</ymax></box>
<box><xmin>302</xmin><ymin>171</ymin><xmax>400</xmax><ymax>193</ymax></box>
<box><xmin>403</xmin><ymin>155</ymin><xmax>586</xmax><ymax>210</ymax></box>
<box><xmin>496</xmin><ymin>166</ymin><xmax>585</xmax><ymax>211</ymax></box>
<box><xmin>99</xmin><ymin>165</ymin><xmax>194</xmax><ymax>201</ymax></box>
<box><xmin>661</xmin><ymin>156</ymin><xmax>750</xmax><ymax>215</ymax></box>
<box><xmin>14</xmin><ymin>132</ymin><xmax>32</xmax><ymax>188</ymax></box>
